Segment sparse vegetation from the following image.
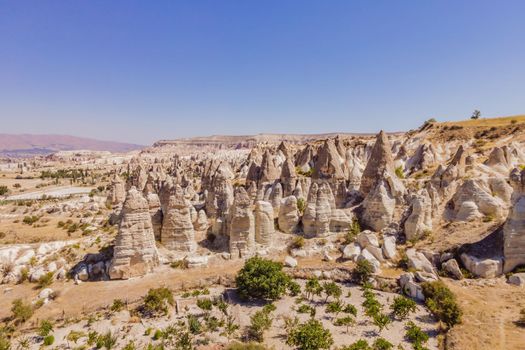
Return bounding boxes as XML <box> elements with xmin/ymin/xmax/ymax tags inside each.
<box><xmin>354</xmin><ymin>259</ymin><xmax>374</xmax><ymax>284</ymax></box>
<box><xmin>390</xmin><ymin>296</ymin><xmax>417</xmax><ymax>320</ymax></box>
<box><xmin>345</xmin><ymin>218</ymin><xmax>361</xmax><ymax>244</ymax></box>
<box><xmin>10</xmin><ymin>299</ymin><xmax>33</xmax><ymax>324</ymax></box>
<box><xmin>141</xmin><ymin>287</ymin><xmax>174</xmax><ymax>317</ymax></box>
<box><xmin>286</xmin><ymin>319</ymin><xmax>333</xmax><ymax>350</ymax></box>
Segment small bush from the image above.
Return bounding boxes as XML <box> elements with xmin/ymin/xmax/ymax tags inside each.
<box><xmin>395</xmin><ymin>166</ymin><xmax>405</xmax><ymax>179</ymax></box>
<box><xmin>110</xmin><ymin>299</ymin><xmax>125</xmax><ymax>312</ymax></box>
<box><xmin>38</xmin><ymin>320</ymin><xmax>54</xmax><ymax>336</ymax></box>
<box><xmin>226</xmin><ymin>343</ymin><xmax>267</xmax><ymax>350</ymax></box>
<box><xmin>187</xmin><ymin>314</ymin><xmax>202</xmax><ymax>335</ymax></box>
<box><xmin>97</xmin><ymin>330</ymin><xmax>118</xmax><ymax>349</ymax></box>
<box><xmin>246</xmin><ymin>305</ymin><xmax>274</xmax><ymax>342</ymax></box>
<box><xmin>340</xmin><ymin>339</ymin><xmax>370</xmax><ymax>349</ymax></box>
<box><xmin>197</xmin><ymin>298</ymin><xmax>213</xmax><ymax>311</ymax></box>
<box><xmin>0</xmin><ymin>186</ymin><xmax>8</xmax><ymax>196</ymax></box>
<box><xmin>354</xmin><ymin>259</ymin><xmax>374</xmax><ymax>284</ymax></box>
<box><xmin>516</xmin><ymin>308</ymin><xmax>525</xmax><ymax>327</ymax></box>
<box><xmin>390</xmin><ymin>295</ymin><xmax>417</xmax><ymax>320</ymax></box>
<box><xmin>142</xmin><ymin>287</ymin><xmax>174</xmax><ymax>317</ymax></box>
<box><xmin>345</xmin><ymin>218</ymin><xmax>361</xmax><ymax>244</ymax></box>
<box><xmin>43</xmin><ymin>335</ymin><xmax>54</xmax><ymax>346</ymax></box>
<box><xmin>373</xmin><ymin>338</ymin><xmax>393</xmax><ymax>350</ymax></box>
<box><xmin>22</xmin><ymin>215</ymin><xmax>40</xmax><ymax>225</ymax></box>
<box><xmin>290</xmin><ymin>236</ymin><xmax>305</xmax><ymax>250</ymax></box>
<box><xmin>421</xmin><ymin>281</ymin><xmax>461</xmax><ymax>328</ymax></box>
<box><xmin>286</xmin><ymin>319</ymin><xmax>333</xmax><ymax>350</ymax></box>
<box><xmin>11</xmin><ymin>299</ymin><xmax>33</xmax><ymax>324</ymax></box>
<box><xmin>405</xmin><ymin>321</ymin><xmax>429</xmax><ymax>346</ymax></box>
<box><xmin>236</xmin><ymin>257</ymin><xmax>291</xmax><ymax>301</ymax></box>
<box><xmin>37</xmin><ymin>272</ymin><xmax>54</xmax><ymax>289</ymax></box>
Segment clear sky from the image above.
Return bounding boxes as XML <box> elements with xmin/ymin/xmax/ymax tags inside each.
<box><xmin>1</xmin><ymin>1</ymin><xmax>524</xmax><ymax>145</ymax></box>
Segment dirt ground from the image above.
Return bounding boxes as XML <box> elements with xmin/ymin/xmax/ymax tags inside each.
<box><xmin>444</xmin><ymin>278</ymin><xmax>525</xmax><ymax>350</ymax></box>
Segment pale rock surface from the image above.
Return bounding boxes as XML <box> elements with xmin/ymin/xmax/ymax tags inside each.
<box><xmin>109</xmin><ymin>187</ymin><xmax>159</xmax><ymax>280</ymax></box>
<box><xmin>461</xmin><ymin>253</ymin><xmax>503</xmax><ymax>278</ymax></box>
<box><xmin>382</xmin><ymin>235</ymin><xmax>397</xmax><ymax>260</ymax></box>
<box><xmin>229</xmin><ymin>188</ymin><xmax>255</xmax><ymax>258</ymax></box>
<box><xmin>278</xmin><ymin>196</ymin><xmax>300</xmax><ymax>234</ymax></box>
<box><xmin>404</xmin><ymin>190</ymin><xmax>433</xmax><ymax>241</ymax></box>
<box><xmin>254</xmin><ymin>200</ymin><xmax>274</xmax><ymax>245</ymax></box>
<box><xmin>442</xmin><ymin>258</ymin><xmax>463</xmax><ymax>280</ymax></box>
<box><xmin>503</xmin><ymin>168</ymin><xmax>525</xmax><ymax>272</ymax></box>
<box><xmin>161</xmin><ymin>185</ymin><xmax>197</xmax><ymax>252</ymax></box>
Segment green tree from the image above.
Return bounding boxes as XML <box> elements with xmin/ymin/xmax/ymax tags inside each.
<box><xmin>390</xmin><ymin>296</ymin><xmax>417</xmax><ymax>320</ymax></box>
<box><xmin>236</xmin><ymin>257</ymin><xmax>291</xmax><ymax>301</ymax></box>
<box><xmin>354</xmin><ymin>259</ymin><xmax>373</xmax><ymax>284</ymax></box>
<box><xmin>373</xmin><ymin>313</ymin><xmax>391</xmax><ymax>333</ymax></box>
<box><xmin>421</xmin><ymin>281</ymin><xmax>461</xmax><ymax>328</ymax></box>
<box><xmin>322</xmin><ymin>281</ymin><xmax>342</xmax><ymax>302</ymax></box>
<box><xmin>345</xmin><ymin>218</ymin><xmax>361</xmax><ymax>244</ymax></box>
<box><xmin>246</xmin><ymin>306</ymin><xmax>274</xmax><ymax>342</ymax></box>
<box><xmin>405</xmin><ymin>321</ymin><xmax>429</xmax><ymax>346</ymax></box>
<box><xmin>471</xmin><ymin>109</ymin><xmax>481</xmax><ymax>119</ymax></box>
<box><xmin>334</xmin><ymin>316</ymin><xmax>354</xmax><ymax>333</ymax></box>
<box><xmin>305</xmin><ymin>277</ymin><xmax>323</xmax><ymax>300</ymax></box>
<box><xmin>325</xmin><ymin>300</ymin><xmax>344</xmax><ymax>319</ymax></box>
<box><xmin>286</xmin><ymin>319</ymin><xmax>333</xmax><ymax>350</ymax></box>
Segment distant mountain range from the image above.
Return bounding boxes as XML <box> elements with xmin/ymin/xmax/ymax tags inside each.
<box><xmin>0</xmin><ymin>134</ymin><xmax>144</xmax><ymax>157</ymax></box>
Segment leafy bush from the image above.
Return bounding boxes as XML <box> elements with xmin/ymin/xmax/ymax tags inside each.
<box><xmin>286</xmin><ymin>319</ymin><xmax>333</xmax><ymax>350</ymax></box>
<box><xmin>373</xmin><ymin>338</ymin><xmax>393</xmax><ymax>350</ymax></box>
<box><xmin>142</xmin><ymin>287</ymin><xmax>174</xmax><ymax>317</ymax></box>
<box><xmin>288</xmin><ymin>280</ymin><xmax>301</xmax><ymax>296</ymax></box>
<box><xmin>43</xmin><ymin>335</ymin><xmax>54</xmax><ymax>346</ymax></box>
<box><xmin>421</xmin><ymin>281</ymin><xmax>461</xmax><ymax>328</ymax></box>
<box><xmin>188</xmin><ymin>314</ymin><xmax>202</xmax><ymax>334</ymax></box>
<box><xmin>110</xmin><ymin>299</ymin><xmax>125</xmax><ymax>312</ymax></box>
<box><xmin>322</xmin><ymin>281</ymin><xmax>342</xmax><ymax>302</ymax></box>
<box><xmin>0</xmin><ymin>186</ymin><xmax>8</xmax><ymax>196</ymax></box>
<box><xmin>66</xmin><ymin>330</ymin><xmax>85</xmax><ymax>344</ymax></box>
<box><xmin>345</xmin><ymin>218</ymin><xmax>361</xmax><ymax>244</ymax></box>
<box><xmin>297</xmin><ymin>198</ymin><xmax>306</xmax><ymax>214</ymax></box>
<box><xmin>305</xmin><ymin>276</ymin><xmax>323</xmax><ymax>300</ymax></box>
<box><xmin>290</xmin><ymin>236</ymin><xmax>305</xmax><ymax>250</ymax></box>
<box><xmin>38</xmin><ymin>320</ymin><xmax>54</xmax><ymax>336</ymax></box>
<box><xmin>395</xmin><ymin>166</ymin><xmax>405</xmax><ymax>179</ymax></box>
<box><xmin>236</xmin><ymin>257</ymin><xmax>291</xmax><ymax>301</ymax></box>
<box><xmin>11</xmin><ymin>299</ymin><xmax>33</xmax><ymax>324</ymax></box>
<box><xmin>197</xmin><ymin>298</ymin><xmax>213</xmax><ymax>311</ymax></box>
<box><xmin>340</xmin><ymin>339</ymin><xmax>370</xmax><ymax>350</ymax></box>
<box><xmin>22</xmin><ymin>215</ymin><xmax>40</xmax><ymax>225</ymax></box>
<box><xmin>372</xmin><ymin>313</ymin><xmax>391</xmax><ymax>332</ymax></box>
<box><xmin>96</xmin><ymin>330</ymin><xmax>118</xmax><ymax>349</ymax></box>
<box><xmin>246</xmin><ymin>305</ymin><xmax>274</xmax><ymax>342</ymax></box>
<box><xmin>390</xmin><ymin>295</ymin><xmax>417</xmax><ymax>320</ymax></box>
<box><xmin>334</xmin><ymin>316</ymin><xmax>354</xmax><ymax>333</ymax></box>
<box><xmin>354</xmin><ymin>259</ymin><xmax>374</xmax><ymax>284</ymax></box>
<box><xmin>226</xmin><ymin>343</ymin><xmax>267</xmax><ymax>350</ymax></box>
<box><xmin>405</xmin><ymin>321</ymin><xmax>429</xmax><ymax>346</ymax></box>
<box><xmin>37</xmin><ymin>272</ymin><xmax>54</xmax><ymax>289</ymax></box>
<box><xmin>0</xmin><ymin>332</ymin><xmax>10</xmax><ymax>350</ymax></box>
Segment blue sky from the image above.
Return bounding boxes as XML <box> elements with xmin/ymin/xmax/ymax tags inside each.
<box><xmin>1</xmin><ymin>1</ymin><xmax>524</xmax><ymax>145</ymax></box>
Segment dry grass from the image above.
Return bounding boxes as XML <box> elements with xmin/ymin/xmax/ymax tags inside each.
<box><xmin>439</xmin><ymin>114</ymin><xmax>525</xmax><ymax>128</ymax></box>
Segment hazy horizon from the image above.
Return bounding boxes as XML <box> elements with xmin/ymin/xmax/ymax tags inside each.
<box><xmin>1</xmin><ymin>1</ymin><xmax>524</xmax><ymax>144</ymax></box>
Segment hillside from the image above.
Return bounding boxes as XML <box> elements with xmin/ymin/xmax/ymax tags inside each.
<box><xmin>0</xmin><ymin>134</ymin><xmax>144</xmax><ymax>156</ymax></box>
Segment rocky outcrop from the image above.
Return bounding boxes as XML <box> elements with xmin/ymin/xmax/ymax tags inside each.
<box><xmin>312</xmin><ymin>139</ymin><xmax>346</xmax><ymax>180</ymax></box>
<box><xmin>404</xmin><ymin>190</ymin><xmax>433</xmax><ymax>241</ymax></box>
<box><xmin>449</xmin><ymin>179</ymin><xmax>505</xmax><ymax>221</ymax></box>
<box><xmin>503</xmin><ymin>168</ymin><xmax>525</xmax><ymax>272</ymax></box>
<box><xmin>161</xmin><ymin>185</ymin><xmax>197</xmax><ymax>252</ymax></box>
<box><xmin>303</xmin><ymin>182</ymin><xmax>334</xmax><ymax>237</ymax></box>
<box><xmin>361</xmin><ymin>179</ymin><xmax>395</xmax><ymax>232</ymax></box>
<box><xmin>259</xmin><ymin>149</ymin><xmax>280</xmax><ymax>184</ymax></box>
<box><xmin>146</xmin><ymin>193</ymin><xmax>163</xmax><ymax>240</ymax></box>
<box><xmin>107</xmin><ymin>174</ymin><xmax>126</xmax><ymax>206</ymax></box>
<box><xmin>229</xmin><ymin>188</ymin><xmax>255</xmax><ymax>258</ymax></box>
<box><xmin>254</xmin><ymin>200</ymin><xmax>274</xmax><ymax>245</ymax></box>
<box><xmin>360</xmin><ymin>131</ymin><xmax>397</xmax><ymax>196</ymax></box>
<box><xmin>278</xmin><ymin>196</ymin><xmax>300</xmax><ymax>234</ymax></box>
<box><xmin>109</xmin><ymin>187</ymin><xmax>159</xmax><ymax>280</ymax></box>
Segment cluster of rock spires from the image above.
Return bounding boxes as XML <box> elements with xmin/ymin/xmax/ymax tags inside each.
<box><xmin>103</xmin><ymin>127</ymin><xmax>525</xmax><ymax>282</ymax></box>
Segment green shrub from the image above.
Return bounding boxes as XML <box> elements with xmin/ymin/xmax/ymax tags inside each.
<box><xmin>305</xmin><ymin>276</ymin><xmax>323</xmax><ymax>300</ymax></box>
<box><xmin>22</xmin><ymin>215</ymin><xmax>39</xmax><ymax>225</ymax></box>
<box><xmin>37</xmin><ymin>272</ymin><xmax>54</xmax><ymax>289</ymax></box>
<box><xmin>66</xmin><ymin>330</ymin><xmax>85</xmax><ymax>344</ymax></box>
<box><xmin>187</xmin><ymin>314</ymin><xmax>202</xmax><ymax>335</ymax></box>
<box><xmin>236</xmin><ymin>257</ymin><xmax>291</xmax><ymax>301</ymax></box>
<box><xmin>225</xmin><ymin>343</ymin><xmax>267</xmax><ymax>350</ymax></box>
<box><xmin>322</xmin><ymin>281</ymin><xmax>342</xmax><ymax>302</ymax></box>
<box><xmin>197</xmin><ymin>298</ymin><xmax>213</xmax><ymax>311</ymax></box>
<box><xmin>286</xmin><ymin>319</ymin><xmax>333</xmax><ymax>350</ymax></box>
<box><xmin>290</xmin><ymin>236</ymin><xmax>305</xmax><ymax>250</ymax></box>
<box><xmin>390</xmin><ymin>295</ymin><xmax>417</xmax><ymax>320</ymax></box>
<box><xmin>97</xmin><ymin>330</ymin><xmax>118</xmax><ymax>349</ymax></box>
<box><xmin>334</xmin><ymin>316</ymin><xmax>354</xmax><ymax>333</ymax></box>
<box><xmin>11</xmin><ymin>299</ymin><xmax>33</xmax><ymax>324</ymax></box>
<box><xmin>110</xmin><ymin>299</ymin><xmax>125</xmax><ymax>312</ymax></box>
<box><xmin>372</xmin><ymin>313</ymin><xmax>391</xmax><ymax>332</ymax></box>
<box><xmin>288</xmin><ymin>280</ymin><xmax>301</xmax><ymax>296</ymax></box>
<box><xmin>246</xmin><ymin>306</ymin><xmax>274</xmax><ymax>342</ymax></box>
<box><xmin>142</xmin><ymin>287</ymin><xmax>174</xmax><ymax>317</ymax></box>
<box><xmin>340</xmin><ymin>339</ymin><xmax>371</xmax><ymax>349</ymax></box>
<box><xmin>421</xmin><ymin>281</ymin><xmax>461</xmax><ymax>328</ymax></box>
<box><xmin>373</xmin><ymin>338</ymin><xmax>393</xmax><ymax>350</ymax></box>
<box><xmin>395</xmin><ymin>166</ymin><xmax>405</xmax><ymax>179</ymax></box>
<box><xmin>38</xmin><ymin>320</ymin><xmax>54</xmax><ymax>336</ymax></box>
<box><xmin>345</xmin><ymin>218</ymin><xmax>361</xmax><ymax>244</ymax></box>
<box><xmin>297</xmin><ymin>198</ymin><xmax>306</xmax><ymax>214</ymax></box>
<box><xmin>0</xmin><ymin>186</ymin><xmax>8</xmax><ymax>196</ymax></box>
<box><xmin>0</xmin><ymin>332</ymin><xmax>10</xmax><ymax>350</ymax></box>
<box><xmin>405</xmin><ymin>321</ymin><xmax>429</xmax><ymax>346</ymax></box>
<box><xmin>43</xmin><ymin>335</ymin><xmax>54</xmax><ymax>346</ymax></box>
<box><xmin>354</xmin><ymin>259</ymin><xmax>374</xmax><ymax>284</ymax></box>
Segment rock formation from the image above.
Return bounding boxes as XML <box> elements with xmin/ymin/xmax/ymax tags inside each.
<box><xmin>229</xmin><ymin>187</ymin><xmax>255</xmax><ymax>258</ymax></box>
<box><xmin>503</xmin><ymin>168</ymin><xmax>525</xmax><ymax>272</ymax></box>
<box><xmin>161</xmin><ymin>185</ymin><xmax>197</xmax><ymax>252</ymax></box>
<box><xmin>108</xmin><ymin>187</ymin><xmax>159</xmax><ymax>279</ymax></box>
<box><xmin>254</xmin><ymin>200</ymin><xmax>274</xmax><ymax>245</ymax></box>
<box><xmin>278</xmin><ymin>196</ymin><xmax>300</xmax><ymax>234</ymax></box>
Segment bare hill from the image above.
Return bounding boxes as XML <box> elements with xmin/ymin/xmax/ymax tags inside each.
<box><xmin>0</xmin><ymin>134</ymin><xmax>144</xmax><ymax>157</ymax></box>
